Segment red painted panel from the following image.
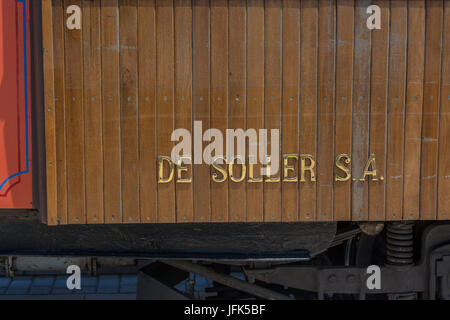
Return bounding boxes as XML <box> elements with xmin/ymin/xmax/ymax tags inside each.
<box><xmin>0</xmin><ymin>0</ymin><xmax>32</xmax><ymax>209</ymax></box>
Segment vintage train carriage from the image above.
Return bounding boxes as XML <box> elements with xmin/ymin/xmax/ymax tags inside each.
<box><xmin>38</xmin><ymin>0</ymin><xmax>449</xmax><ymax>225</ymax></box>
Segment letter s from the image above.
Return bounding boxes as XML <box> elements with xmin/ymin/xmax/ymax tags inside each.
<box><xmin>335</xmin><ymin>154</ymin><xmax>351</xmax><ymax>182</ymax></box>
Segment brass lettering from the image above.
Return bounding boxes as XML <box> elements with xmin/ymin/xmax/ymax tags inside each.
<box><xmin>283</xmin><ymin>154</ymin><xmax>298</xmax><ymax>182</ymax></box>
<box><xmin>158</xmin><ymin>156</ymin><xmax>174</xmax><ymax>183</ymax></box>
<box><xmin>176</xmin><ymin>156</ymin><xmax>192</xmax><ymax>183</ymax></box>
<box><xmin>360</xmin><ymin>153</ymin><xmax>378</xmax><ymax>181</ymax></box>
<box><xmin>264</xmin><ymin>156</ymin><xmax>280</xmax><ymax>182</ymax></box>
<box><xmin>248</xmin><ymin>163</ymin><xmax>263</xmax><ymax>183</ymax></box>
<box><xmin>211</xmin><ymin>156</ymin><xmax>228</xmax><ymax>183</ymax></box>
<box><xmin>335</xmin><ymin>154</ymin><xmax>351</xmax><ymax>182</ymax></box>
<box><xmin>228</xmin><ymin>156</ymin><xmax>246</xmax><ymax>183</ymax></box>
<box><xmin>300</xmin><ymin>154</ymin><xmax>316</xmax><ymax>182</ymax></box>
<box><xmin>155</xmin><ymin>153</ymin><xmax>379</xmax><ymax>184</ymax></box>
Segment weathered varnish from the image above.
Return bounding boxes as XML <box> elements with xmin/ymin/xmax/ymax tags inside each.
<box><xmin>42</xmin><ymin>0</ymin><xmax>450</xmax><ymax>225</ymax></box>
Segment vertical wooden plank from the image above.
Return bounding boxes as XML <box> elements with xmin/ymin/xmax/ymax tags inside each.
<box><xmin>83</xmin><ymin>0</ymin><xmax>103</xmax><ymax>224</ymax></box>
<box><xmin>420</xmin><ymin>0</ymin><xmax>443</xmax><ymax>220</ymax></box>
<box><xmin>138</xmin><ymin>0</ymin><xmax>157</xmax><ymax>223</ymax></box>
<box><xmin>299</xmin><ymin>0</ymin><xmax>318</xmax><ymax>221</ymax></box>
<box><xmin>192</xmin><ymin>0</ymin><xmax>210</xmax><ymax>222</ymax></box>
<box><xmin>317</xmin><ymin>0</ymin><xmax>335</xmax><ymax>221</ymax></box>
<box><xmin>52</xmin><ymin>0</ymin><xmax>67</xmax><ymax>225</ymax></box>
<box><xmin>156</xmin><ymin>0</ymin><xmax>175</xmax><ymax>223</ymax></box>
<box><xmin>264</xmin><ymin>0</ymin><xmax>282</xmax><ymax>222</ymax></box>
<box><xmin>281</xmin><ymin>0</ymin><xmax>299</xmax><ymax>222</ymax></box>
<box><xmin>228</xmin><ymin>0</ymin><xmax>247</xmax><ymax>222</ymax></box>
<box><xmin>438</xmin><ymin>0</ymin><xmax>450</xmax><ymax>220</ymax></box>
<box><xmin>64</xmin><ymin>0</ymin><xmax>85</xmax><ymax>224</ymax></box>
<box><xmin>210</xmin><ymin>0</ymin><xmax>229</xmax><ymax>222</ymax></box>
<box><xmin>101</xmin><ymin>0</ymin><xmax>122</xmax><ymax>224</ymax></box>
<box><xmin>42</xmin><ymin>0</ymin><xmax>57</xmax><ymax>225</ymax></box>
<box><xmin>175</xmin><ymin>0</ymin><xmax>194</xmax><ymax>222</ymax></box>
<box><xmin>120</xmin><ymin>0</ymin><xmax>139</xmax><ymax>223</ymax></box>
<box><xmin>246</xmin><ymin>0</ymin><xmax>264</xmax><ymax>222</ymax></box>
<box><xmin>403</xmin><ymin>0</ymin><xmax>425</xmax><ymax>220</ymax></box>
<box><xmin>352</xmin><ymin>0</ymin><xmax>371</xmax><ymax>221</ymax></box>
<box><xmin>386</xmin><ymin>0</ymin><xmax>407</xmax><ymax>221</ymax></box>
<box><xmin>368</xmin><ymin>0</ymin><xmax>389</xmax><ymax>221</ymax></box>
<box><xmin>334</xmin><ymin>0</ymin><xmax>353</xmax><ymax>221</ymax></box>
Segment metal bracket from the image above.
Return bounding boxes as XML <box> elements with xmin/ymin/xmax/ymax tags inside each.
<box><xmin>429</xmin><ymin>251</ymin><xmax>450</xmax><ymax>300</ymax></box>
<box><xmin>435</xmin><ymin>256</ymin><xmax>450</xmax><ymax>299</ymax></box>
<box><xmin>244</xmin><ymin>265</ymin><xmax>425</xmax><ymax>299</ymax></box>
<box><xmin>1</xmin><ymin>256</ymin><xmax>16</xmax><ymax>278</ymax></box>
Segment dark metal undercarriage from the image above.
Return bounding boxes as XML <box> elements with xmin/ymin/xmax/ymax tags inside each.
<box><xmin>1</xmin><ymin>211</ymin><xmax>450</xmax><ymax>300</ymax></box>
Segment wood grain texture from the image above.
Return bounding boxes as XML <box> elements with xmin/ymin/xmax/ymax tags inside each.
<box><xmin>386</xmin><ymin>0</ymin><xmax>407</xmax><ymax>221</ymax></box>
<box><xmin>317</xmin><ymin>0</ymin><xmax>335</xmax><ymax>221</ymax></box>
<box><xmin>101</xmin><ymin>0</ymin><xmax>122</xmax><ymax>224</ymax></box>
<box><xmin>138</xmin><ymin>0</ymin><xmax>157</xmax><ymax>223</ymax></box>
<box><xmin>299</xmin><ymin>0</ymin><xmax>318</xmax><ymax>221</ymax></box>
<box><xmin>403</xmin><ymin>0</ymin><xmax>425</xmax><ymax>220</ymax></box>
<box><xmin>369</xmin><ymin>0</ymin><xmax>389</xmax><ymax>221</ymax></box>
<box><xmin>334</xmin><ymin>0</ymin><xmax>353</xmax><ymax>221</ymax></box>
<box><xmin>263</xmin><ymin>0</ymin><xmax>282</xmax><ymax>222</ymax></box>
<box><xmin>246</xmin><ymin>0</ymin><xmax>264</xmax><ymax>222</ymax></box>
<box><xmin>420</xmin><ymin>0</ymin><xmax>443</xmax><ymax>220</ymax></box>
<box><xmin>352</xmin><ymin>0</ymin><xmax>371</xmax><ymax>221</ymax></box>
<box><xmin>156</xmin><ymin>0</ymin><xmax>175</xmax><ymax>223</ymax></box>
<box><xmin>228</xmin><ymin>0</ymin><xmax>247</xmax><ymax>222</ymax></box>
<box><xmin>438</xmin><ymin>0</ymin><xmax>450</xmax><ymax>220</ymax></box>
<box><xmin>210</xmin><ymin>0</ymin><xmax>229</xmax><ymax>222</ymax></box>
<box><xmin>175</xmin><ymin>0</ymin><xmax>194</xmax><ymax>222</ymax></box>
<box><xmin>83</xmin><ymin>0</ymin><xmax>104</xmax><ymax>224</ymax></box>
<box><xmin>42</xmin><ymin>0</ymin><xmax>450</xmax><ymax>224</ymax></box>
<box><xmin>192</xmin><ymin>0</ymin><xmax>211</xmax><ymax>222</ymax></box>
<box><xmin>52</xmin><ymin>0</ymin><xmax>68</xmax><ymax>225</ymax></box>
<box><xmin>64</xmin><ymin>0</ymin><xmax>85</xmax><ymax>224</ymax></box>
<box><xmin>281</xmin><ymin>0</ymin><xmax>299</xmax><ymax>222</ymax></box>
<box><xmin>42</xmin><ymin>0</ymin><xmax>57</xmax><ymax>225</ymax></box>
<box><xmin>120</xmin><ymin>0</ymin><xmax>140</xmax><ymax>223</ymax></box>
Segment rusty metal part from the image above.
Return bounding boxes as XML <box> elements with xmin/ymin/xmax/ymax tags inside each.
<box><xmin>359</xmin><ymin>222</ymin><xmax>384</xmax><ymax>236</ymax></box>
<box><xmin>1</xmin><ymin>256</ymin><xmax>16</xmax><ymax>278</ymax></box>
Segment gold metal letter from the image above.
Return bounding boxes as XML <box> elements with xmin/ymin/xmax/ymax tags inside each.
<box><xmin>335</xmin><ymin>154</ymin><xmax>351</xmax><ymax>182</ymax></box>
<box><xmin>176</xmin><ymin>156</ymin><xmax>192</xmax><ymax>183</ymax></box>
<box><xmin>264</xmin><ymin>156</ymin><xmax>280</xmax><ymax>182</ymax></box>
<box><xmin>283</xmin><ymin>154</ymin><xmax>298</xmax><ymax>182</ymax></box>
<box><xmin>228</xmin><ymin>157</ymin><xmax>246</xmax><ymax>183</ymax></box>
<box><xmin>248</xmin><ymin>163</ymin><xmax>263</xmax><ymax>183</ymax></box>
<box><xmin>211</xmin><ymin>156</ymin><xmax>228</xmax><ymax>183</ymax></box>
<box><xmin>300</xmin><ymin>154</ymin><xmax>316</xmax><ymax>182</ymax></box>
<box><xmin>158</xmin><ymin>156</ymin><xmax>174</xmax><ymax>183</ymax></box>
<box><xmin>360</xmin><ymin>153</ymin><xmax>378</xmax><ymax>181</ymax></box>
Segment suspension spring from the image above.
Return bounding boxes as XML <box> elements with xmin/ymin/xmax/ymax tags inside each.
<box><xmin>385</xmin><ymin>222</ymin><xmax>414</xmax><ymax>267</ymax></box>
